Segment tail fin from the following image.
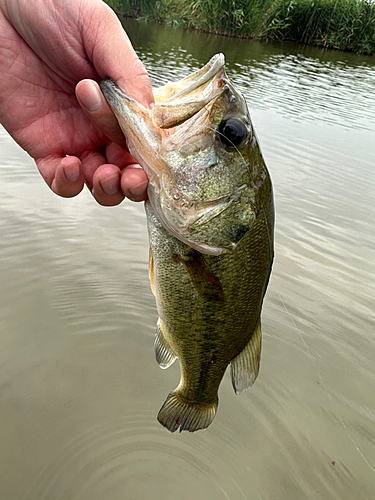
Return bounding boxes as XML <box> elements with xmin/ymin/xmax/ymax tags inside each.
<box><xmin>157</xmin><ymin>391</ymin><xmax>218</xmax><ymax>433</ymax></box>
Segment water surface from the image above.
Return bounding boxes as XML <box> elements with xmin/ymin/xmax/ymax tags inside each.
<box><xmin>0</xmin><ymin>17</ymin><xmax>374</xmax><ymax>500</ymax></box>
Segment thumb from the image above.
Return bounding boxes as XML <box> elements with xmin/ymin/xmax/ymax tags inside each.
<box><xmin>84</xmin><ymin>3</ymin><xmax>154</xmax><ymax>108</ymax></box>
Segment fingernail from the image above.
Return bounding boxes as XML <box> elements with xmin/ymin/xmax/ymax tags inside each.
<box><xmin>99</xmin><ymin>174</ymin><xmax>119</xmax><ymax>195</ymax></box>
<box><xmin>63</xmin><ymin>162</ymin><xmax>80</xmax><ymax>182</ymax></box>
<box><xmin>79</xmin><ymin>83</ymin><xmax>102</xmax><ymax>112</ymax></box>
<box><xmin>129</xmin><ymin>179</ymin><xmax>148</xmax><ymax>196</ymax></box>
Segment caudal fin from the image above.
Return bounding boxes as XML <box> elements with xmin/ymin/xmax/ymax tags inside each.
<box><xmin>157</xmin><ymin>391</ymin><xmax>218</xmax><ymax>433</ymax></box>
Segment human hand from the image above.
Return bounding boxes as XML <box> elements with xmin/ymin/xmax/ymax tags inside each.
<box><xmin>0</xmin><ymin>0</ymin><xmax>153</xmax><ymax>205</ymax></box>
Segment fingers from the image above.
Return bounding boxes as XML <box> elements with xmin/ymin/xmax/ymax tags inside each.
<box><xmin>36</xmin><ymin>155</ymin><xmax>84</xmax><ymax>198</ymax></box>
<box><xmin>92</xmin><ymin>164</ymin><xmax>125</xmax><ymax>206</ymax></box>
<box><xmin>36</xmin><ymin>138</ymin><xmax>148</xmax><ymax>206</ymax></box>
<box><xmin>90</xmin><ymin>164</ymin><xmax>147</xmax><ymax>206</ymax></box>
<box><xmin>104</xmin><ymin>142</ymin><xmax>148</xmax><ymax>202</ymax></box>
<box><xmin>81</xmin><ymin>148</ymin><xmax>148</xmax><ymax>206</ymax></box>
<box><xmin>121</xmin><ymin>166</ymin><xmax>149</xmax><ymax>202</ymax></box>
<box><xmin>80</xmin><ymin>150</ymin><xmax>124</xmax><ymax>206</ymax></box>
<box><xmin>76</xmin><ymin>79</ymin><xmax>127</xmax><ymax>148</ymax></box>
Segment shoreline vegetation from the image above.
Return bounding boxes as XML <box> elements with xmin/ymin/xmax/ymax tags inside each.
<box><xmin>105</xmin><ymin>0</ymin><xmax>375</xmax><ymax>55</ymax></box>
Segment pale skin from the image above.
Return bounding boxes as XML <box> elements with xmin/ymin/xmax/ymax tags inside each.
<box><xmin>0</xmin><ymin>0</ymin><xmax>153</xmax><ymax>205</ymax></box>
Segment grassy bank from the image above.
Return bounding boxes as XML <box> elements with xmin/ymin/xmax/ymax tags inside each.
<box><xmin>105</xmin><ymin>0</ymin><xmax>375</xmax><ymax>55</ymax></box>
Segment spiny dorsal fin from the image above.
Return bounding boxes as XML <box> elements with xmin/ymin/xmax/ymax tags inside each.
<box><xmin>154</xmin><ymin>319</ymin><xmax>177</xmax><ymax>369</ymax></box>
<box><xmin>230</xmin><ymin>318</ymin><xmax>262</xmax><ymax>394</ymax></box>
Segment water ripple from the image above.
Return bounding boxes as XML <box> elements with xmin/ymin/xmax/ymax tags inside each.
<box><xmin>23</xmin><ymin>413</ymin><xmax>237</xmax><ymax>500</ymax></box>
<box><xmin>234</xmin><ymin>54</ymin><xmax>375</xmax><ymax>131</ymax></box>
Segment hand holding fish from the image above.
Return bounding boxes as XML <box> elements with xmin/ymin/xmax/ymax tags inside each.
<box><xmin>0</xmin><ymin>0</ymin><xmax>152</xmax><ymax>204</ymax></box>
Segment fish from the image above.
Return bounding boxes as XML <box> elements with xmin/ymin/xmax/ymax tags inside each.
<box><xmin>100</xmin><ymin>53</ymin><xmax>274</xmax><ymax>432</ymax></box>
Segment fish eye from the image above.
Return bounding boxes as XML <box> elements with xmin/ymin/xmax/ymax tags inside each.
<box><xmin>217</xmin><ymin>118</ymin><xmax>249</xmax><ymax>149</ymax></box>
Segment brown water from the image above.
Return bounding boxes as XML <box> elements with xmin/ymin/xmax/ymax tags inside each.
<box><xmin>0</xmin><ymin>17</ymin><xmax>375</xmax><ymax>500</ymax></box>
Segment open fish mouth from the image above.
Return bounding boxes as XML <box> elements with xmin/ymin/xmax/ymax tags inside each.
<box><xmin>100</xmin><ymin>54</ymin><xmax>256</xmax><ymax>255</ymax></box>
<box><xmin>151</xmin><ymin>53</ymin><xmax>226</xmax><ymax>128</ymax></box>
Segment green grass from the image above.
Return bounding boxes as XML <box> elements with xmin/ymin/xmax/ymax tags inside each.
<box><xmin>105</xmin><ymin>0</ymin><xmax>375</xmax><ymax>55</ymax></box>
<box><xmin>182</xmin><ymin>0</ymin><xmax>275</xmax><ymax>36</ymax></box>
<box><xmin>263</xmin><ymin>0</ymin><xmax>375</xmax><ymax>54</ymax></box>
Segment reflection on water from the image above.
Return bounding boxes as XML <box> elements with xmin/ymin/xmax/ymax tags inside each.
<box><xmin>0</xmin><ymin>16</ymin><xmax>375</xmax><ymax>500</ymax></box>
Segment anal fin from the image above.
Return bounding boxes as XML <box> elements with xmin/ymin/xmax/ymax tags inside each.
<box><xmin>230</xmin><ymin>318</ymin><xmax>262</xmax><ymax>394</ymax></box>
<box><xmin>154</xmin><ymin>319</ymin><xmax>177</xmax><ymax>369</ymax></box>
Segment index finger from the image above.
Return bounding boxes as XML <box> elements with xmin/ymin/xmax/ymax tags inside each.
<box><xmin>82</xmin><ymin>3</ymin><xmax>154</xmax><ymax>108</ymax></box>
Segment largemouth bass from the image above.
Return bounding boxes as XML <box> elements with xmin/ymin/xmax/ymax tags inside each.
<box><xmin>100</xmin><ymin>54</ymin><xmax>274</xmax><ymax>432</ymax></box>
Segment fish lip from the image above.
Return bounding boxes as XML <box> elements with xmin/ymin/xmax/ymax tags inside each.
<box><xmin>152</xmin><ymin>53</ymin><xmax>225</xmax><ymax>102</ymax></box>
<box><xmin>99</xmin><ymin>77</ymin><xmax>162</xmax><ymax>193</ymax></box>
<box><xmin>159</xmin><ymin>53</ymin><xmax>225</xmax><ymax>102</ymax></box>
<box><xmin>151</xmin><ymin>55</ymin><xmax>227</xmax><ymax>129</ymax></box>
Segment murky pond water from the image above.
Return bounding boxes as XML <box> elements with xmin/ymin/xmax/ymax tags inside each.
<box><xmin>1</xmin><ymin>16</ymin><xmax>375</xmax><ymax>500</ymax></box>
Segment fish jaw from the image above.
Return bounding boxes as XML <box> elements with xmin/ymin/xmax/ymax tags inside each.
<box><xmin>99</xmin><ymin>53</ymin><xmax>227</xmax><ymax>193</ymax></box>
<box><xmin>152</xmin><ymin>53</ymin><xmax>226</xmax><ymax>128</ymax></box>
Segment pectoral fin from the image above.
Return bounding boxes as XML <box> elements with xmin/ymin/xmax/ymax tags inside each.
<box><xmin>154</xmin><ymin>319</ymin><xmax>177</xmax><ymax>369</ymax></box>
<box><xmin>173</xmin><ymin>251</ymin><xmax>224</xmax><ymax>302</ymax></box>
<box><xmin>230</xmin><ymin>318</ymin><xmax>262</xmax><ymax>394</ymax></box>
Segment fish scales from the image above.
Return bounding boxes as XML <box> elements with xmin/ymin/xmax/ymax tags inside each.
<box><xmin>147</xmin><ymin>193</ymin><xmax>272</xmax><ymax>397</ymax></box>
<box><xmin>100</xmin><ymin>54</ymin><xmax>274</xmax><ymax>432</ymax></box>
